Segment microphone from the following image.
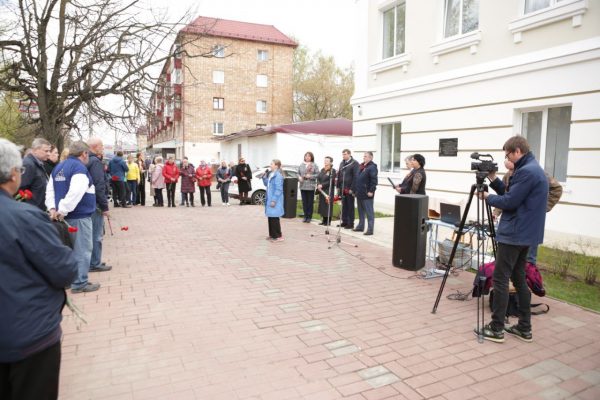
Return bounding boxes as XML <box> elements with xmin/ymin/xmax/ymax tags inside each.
<box><xmin>470</xmin><ymin>152</ymin><xmax>480</xmax><ymax>160</ymax></box>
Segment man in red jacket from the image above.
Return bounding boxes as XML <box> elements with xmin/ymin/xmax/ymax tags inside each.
<box><xmin>162</xmin><ymin>156</ymin><xmax>180</xmax><ymax>207</ymax></box>
<box><xmin>195</xmin><ymin>160</ymin><xmax>212</xmax><ymax>207</ymax></box>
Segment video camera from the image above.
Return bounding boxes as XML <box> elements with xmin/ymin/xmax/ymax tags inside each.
<box><xmin>470</xmin><ymin>152</ymin><xmax>498</xmax><ymax>182</ymax></box>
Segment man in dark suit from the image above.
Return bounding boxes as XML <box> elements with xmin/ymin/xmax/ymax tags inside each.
<box><xmin>353</xmin><ymin>151</ymin><xmax>378</xmax><ymax>236</ymax></box>
<box><xmin>337</xmin><ymin>149</ymin><xmax>359</xmax><ymax>229</ymax></box>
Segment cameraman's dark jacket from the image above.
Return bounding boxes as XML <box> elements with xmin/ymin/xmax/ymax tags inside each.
<box><xmin>487</xmin><ymin>152</ymin><xmax>548</xmax><ymax>247</ymax></box>
<box><xmin>0</xmin><ymin>189</ymin><xmax>78</xmax><ymax>363</ymax></box>
<box><xmin>337</xmin><ymin>157</ymin><xmax>359</xmax><ymax>193</ymax></box>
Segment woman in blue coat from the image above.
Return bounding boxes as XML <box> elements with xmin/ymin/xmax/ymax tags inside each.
<box><xmin>263</xmin><ymin>159</ymin><xmax>285</xmax><ymax>242</ymax></box>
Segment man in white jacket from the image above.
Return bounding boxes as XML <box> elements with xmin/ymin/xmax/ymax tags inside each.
<box><xmin>46</xmin><ymin>141</ymin><xmax>100</xmax><ymax>293</ymax></box>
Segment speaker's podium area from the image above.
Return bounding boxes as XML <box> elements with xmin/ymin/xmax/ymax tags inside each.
<box><xmin>392</xmin><ymin>195</ymin><xmax>477</xmax><ymax>276</ymax></box>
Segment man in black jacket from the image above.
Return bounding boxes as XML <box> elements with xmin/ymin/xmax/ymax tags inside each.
<box><xmin>337</xmin><ymin>149</ymin><xmax>359</xmax><ymax>229</ymax></box>
<box><xmin>87</xmin><ymin>137</ymin><xmax>112</xmax><ymax>272</ymax></box>
<box><xmin>19</xmin><ymin>137</ymin><xmax>51</xmax><ymax>210</ymax></box>
<box><xmin>353</xmin><ymin>152</ymin><xmax>378</xmax><ymax>235</ymax></box>
<box><xmin>0</xmin><ymin>138</ymin><xmax>78</xmax><ymax>400</ymax></box>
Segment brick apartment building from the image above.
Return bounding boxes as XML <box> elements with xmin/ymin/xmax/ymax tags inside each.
<box><xmin>145</xmin><ymin>17</ymin><xmax>297</xmax><ymax>163</ymax></box>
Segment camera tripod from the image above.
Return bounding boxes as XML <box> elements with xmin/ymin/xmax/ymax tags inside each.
<box><xmin>431</xmin><ymin>173</ymin><xmax>497</xmax><ymax>339</ymax></box>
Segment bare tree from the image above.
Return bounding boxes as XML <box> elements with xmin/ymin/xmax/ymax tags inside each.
<box><xmin>293</xmin><ymin>44</ymin><xmax>354</xmax><ymax>122</ymax></box>
<box><xmin>0</xmin><ymin>0</ymin><xmax>213</xmax><ymax>150</ymax></box>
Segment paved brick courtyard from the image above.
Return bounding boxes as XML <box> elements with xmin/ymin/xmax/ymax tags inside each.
<box><xmin>59</xmin><ymin>204</ymin><xmax>600</xmax><ymax>400</ymax></box>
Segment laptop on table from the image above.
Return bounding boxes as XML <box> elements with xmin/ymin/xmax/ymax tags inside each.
<box><xmin>440</xmin><ymin>203</ymin><xmax>461</xmax><ymax>227</ymax></box>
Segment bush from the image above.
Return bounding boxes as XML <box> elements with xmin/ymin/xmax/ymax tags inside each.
<box><xmin>583</xmin><ymin>260</ymin><xmax>599</xmax><ymax>285</ymax></box>
<box><xmin>554</xmin><ymin>248</ymin><xmax>576</xmax><ymax>278</ymax></box>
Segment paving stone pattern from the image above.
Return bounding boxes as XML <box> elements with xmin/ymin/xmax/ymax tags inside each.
<box><xmin>59</xmin><ymin>205</ymin><xmax>600</xmax><ymax>399</ymax></box>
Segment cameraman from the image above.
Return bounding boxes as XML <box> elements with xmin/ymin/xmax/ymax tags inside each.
<box><xmin>477</xmin><ymin>136</ymin><xmax>548</xmax><ymax>343</ymax></box>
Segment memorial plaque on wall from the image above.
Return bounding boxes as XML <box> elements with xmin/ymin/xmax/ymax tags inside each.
<box><xmin>439</xmin><ymin>138</ymin><xmax>458</xmax><ymax>157</ymax></box>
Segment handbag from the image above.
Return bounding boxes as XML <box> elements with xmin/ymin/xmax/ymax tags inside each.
<box><xmin>52</xmin><ymin>220</ymin><xmax>74</xmax><ymax>249</ymax></box>
<box><xmin>437</xmin><ymin>238</ymin><xmax>472</xmax><ymax>269</ymax></box>
<box><xmin>216</xmin><ymin>182</ymin><xmax>222</xmax><ymax>190</ymax></box>
<box><xmin>489</xmin><ymin>289</ymin><xmax>550</xmax><ymax>317</ymax></box>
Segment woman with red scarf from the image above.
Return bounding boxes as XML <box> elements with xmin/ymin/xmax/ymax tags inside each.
<box><xmin>162</xmin><ymin>156</ymin><xmax>180</xmax><ymax>207</ymax></box>
<box><xmin>195</xmin><ymin>160</ymin><xmax>212</xmax><ymax>207</ymax></box>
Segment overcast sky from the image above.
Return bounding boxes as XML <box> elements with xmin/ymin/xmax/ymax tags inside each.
<box><xmin>148</xmin><ymin>0</ymin><xmax>358</xmax><ymax>68</ymax></box>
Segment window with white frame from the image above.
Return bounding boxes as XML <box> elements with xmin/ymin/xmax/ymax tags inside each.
<box><xmin>212</xmin><ymin>45</ymin><xmax>225</xmax><ymax>58</ymax></box>
<box><xmin>382</xmin><ymin>2</ymin><xmax>406</xmax><ymax>59</ymax></box>
<box><xmin>256</xmin><ymin>124</ymin><xmax>267</xmax><ymax>129</ymax></box>
<box><xmin>256</xmin><ymin>100</ymin><xmax>267</xmax><ymax>113</ymax></box>
<box><xmin>444</xmin><ymin>0</ymin><xmax>479</xmax><ymax>38</ymax></box>
<box><xmin>524</xmin><ymin>0</ymin><xmax>567</xmax><ymax>14</ymax></box>
<box><xmin>380</xmin><ymin>123</ymin><xmax>402</xmax><ymax>172</ymax></box>
<box><xmin>212</xmin><ymin>70</ymin><xmax>224</xmax><ymax>84</ymax></box>
<box><xmin>521</xmin><ymin>105</ymin><xmax>571</xmax><ymax>182</ymax></box>
<box><xmin>257</xmin><ymin>50</ymin><xmax>268</xmax><ymax>61</ymax></box>
<box><xmin>213</xmin><ymin>122</ymin><xmax>224</xmax><ymax>135</ymax></box>
<box><xmin>256</xmin><ymin>74</ymin><xmax>268</xmax><ymax>87</ymax></box>
<box><xmin>213</xmin><ymin>97</ymin><xmax>224</xmax><ymax>110</ymax></box>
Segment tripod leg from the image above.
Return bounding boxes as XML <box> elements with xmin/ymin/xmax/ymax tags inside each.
<box><xmin>432</xmin><ymin>184</ymin><xmax>477</xmax><ymax>313</ymax></box>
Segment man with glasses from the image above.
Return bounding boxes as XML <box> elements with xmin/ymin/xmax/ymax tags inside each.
<box><xmin>46</xmin><ymin>141</ymin><xmax>100</xmax><ymax>294</ymax></box>
<box><xmin>19</xmin><ymin>137</ymin><xmax>52</xmax><ymax>210</ymax></box>
<box><xmin>476</xmin><ymin>135</ymin><xmax>548</xmax><ymax>343</ymax></box>
<box><xmin>1</xmin><ymin>138</ymin><xmax>78</xmax><ymax>399</ymax></box>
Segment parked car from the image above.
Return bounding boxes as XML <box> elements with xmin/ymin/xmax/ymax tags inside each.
<box><xmin>229</xmin><ymin>165</ymin><xmax>299</xmax><ymax>205</ymax></box>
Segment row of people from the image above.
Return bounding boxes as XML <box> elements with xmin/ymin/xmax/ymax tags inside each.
<box><xmin>298</xmin><ymin>149</ymin><xmax>427</xmax><ymax>235</ymax></box>
<box><xmin>146</xmin><ymin>157</ymin><xmax>253</xmax><ymax>207</ymax></box>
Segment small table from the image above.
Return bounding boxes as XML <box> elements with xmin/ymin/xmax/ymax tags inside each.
<box><xmin>426</xmin><ymin>219</ymin><xmax>458</xmax><ymax>262</ymax></box>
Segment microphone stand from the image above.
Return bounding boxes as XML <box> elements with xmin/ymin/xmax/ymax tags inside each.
<box><xmin>311</xmin><ymin>168</ymin><xmax>334</xmax><ymax>240</ymax></box>
<box><xmin>329</xmin><ymin>160</ymin><xmax>358</xmax><ymax>250</ymax></box>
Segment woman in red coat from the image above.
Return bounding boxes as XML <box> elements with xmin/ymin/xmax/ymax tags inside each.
<box><xmin>162</xmin><ymin>156</ymin><xmax>180</xmax><ymax>207</ymax></box>
<box><xmin>195</xmin><ymin>160</ymin><xmax>212</xmax><ymax>207</ymax></box>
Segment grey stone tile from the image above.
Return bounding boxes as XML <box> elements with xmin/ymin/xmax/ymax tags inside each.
<box><xmin>299</xmin><ymin>320</ymin><xmax>323</xmax><ymax>328</ymax></box>
<box><xmin>331</xmin><ymin>345</ymin><xmax>360</xmax><ymax>357</ymax></box>
<box><xmin>534</xmin><ymin>374</ymin><xmax>563</xmax><ymax>388</ymax></box>
<box><xmin>279</xmin><ymin>303</ymin><xmax>303</xmax><ymax>312</ymax></box>
<box><xmin>552</xmin><ymin>365</ymin><xmax>580</xmax><ymax>381</ymax></box>
<box><xmin>324</xmin><ymin>340</ymin><xmax>351</xmax><ymax>350</ymax></box>
<box><xmin>579</xmin><ymin>370</ymin><xmax>600</xmax><ymax>385</ymax></box>
<box><xmin>304</xmin><ymin>324</ymin><xmax>328</xmax><ymax>332</ymax></box>
<box><xmin>358</xmin><ymin>365</ymin><xmax>389</xmax><ymax>380</ymax></box>
<box><xmin>262</xmin><ymin>288</ymin><xmax>282</xmax><ymax>295</ymax></box>
<box><xmin>538</xmin><ymin>359</ymin><xmax>568</xmax><ymax>372</ymax></box>
<box><xmin>518</xmin><ymin>365</ymin><xmax>547</xmax><ymax>380</ymax></box>
<box><xmin>366</xmin><ymin>373</ymin><xmax>400</xmax><ymax>388</ymax></box>
<box><xmin>552</xmin><ymin>316</ymin><xmax>586</xmax><ymax>329</ymax></box>
<box><xmin>539</xmin><ymin>386</ymin><xmax>572</xmax><ymax>400</ymax></box>
<box><xmin>250</xmin><ymin>277</ymin><xmax>270</xmax><ymax>283</ymax></box>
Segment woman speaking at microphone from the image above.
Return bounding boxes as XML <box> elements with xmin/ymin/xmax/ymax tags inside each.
<box><xmin>263</xmin><ymin>159</ymin><xmax>285</xmax><ymax>242</ymax></box>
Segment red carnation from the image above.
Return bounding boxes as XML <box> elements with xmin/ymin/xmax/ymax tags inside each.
<box><xmin>68</xmin><ymin>226</ymin><xmax>78</xmax><ymax>233</ymax></box>
<box><xmin>24</xmin><ymin>189</ymin><xmax>33</xmax><ymax>199</ymax></box>
<box><xmin>120</xmin><ymin>226</ymin><xmax>129</xmax><ymax>231</ymax></box>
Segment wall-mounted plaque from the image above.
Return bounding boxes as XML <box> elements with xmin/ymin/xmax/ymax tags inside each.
<box><xmin>439</xmin><ymin>138</ymin><xmax>458</xmax><ymax>157</ymax></box>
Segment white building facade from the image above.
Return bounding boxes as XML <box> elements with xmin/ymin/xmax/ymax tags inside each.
<box><xmin>353</xmin><ymin>0</ymin><xmax>600</xmax><ymax>246</ymax></box>
<box><xmin>219</xmin><ymin>119</ymin><xmax>353</xmax><ymax>169</ymax></box>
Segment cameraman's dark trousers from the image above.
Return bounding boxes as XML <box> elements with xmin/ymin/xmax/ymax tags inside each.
<box><xmin>491</xmin><ymin>243</ymin><xmax>531</xmax><ymax>332</ymax></box>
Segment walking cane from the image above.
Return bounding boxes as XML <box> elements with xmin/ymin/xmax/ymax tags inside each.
<box><xmin>106</xmin><ymin>215</ymin><xmax>114</xmax><ymax>236</ymax></box>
